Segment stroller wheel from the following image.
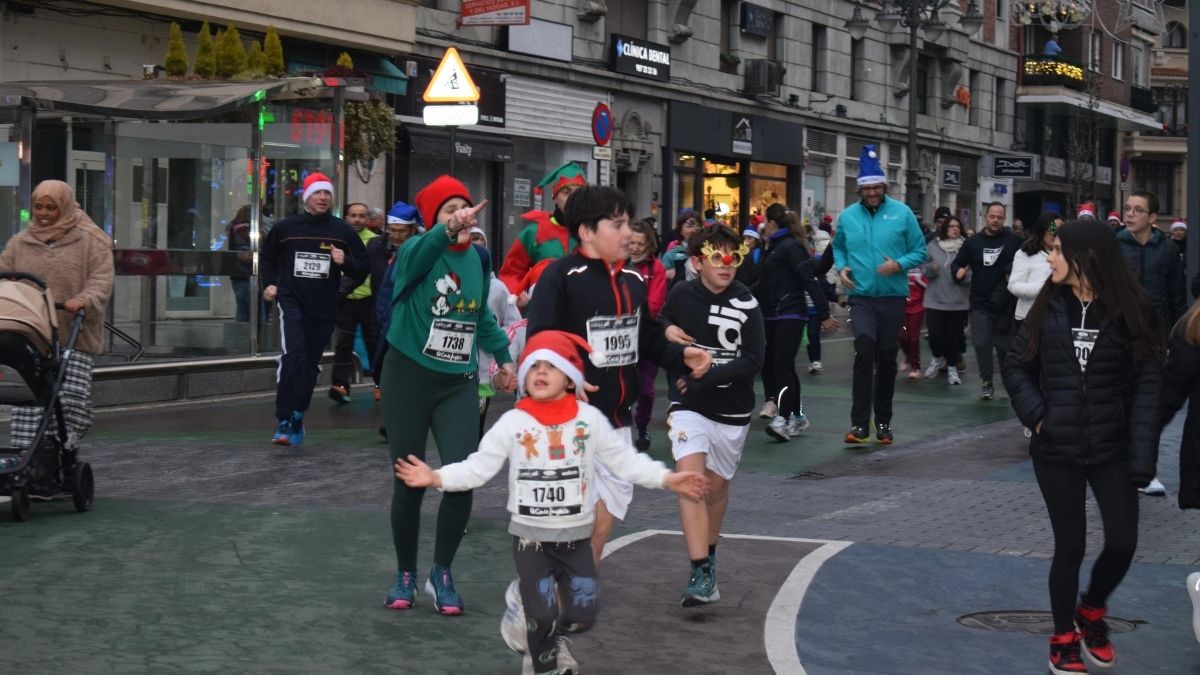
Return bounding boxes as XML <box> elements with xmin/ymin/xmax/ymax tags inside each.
<box><xmin>11</xmin><ymin>486</ymin><xmax>30</xmax><ymax>522</ymax></box>
<box><xmin>71</xmin><ymin>462</ymin><xmax>94</xmax><ymax>513</ymax></box>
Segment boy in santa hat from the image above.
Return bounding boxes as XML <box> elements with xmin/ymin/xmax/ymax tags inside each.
<box><xmin>498</xmin><ymin>161</ymin><xmax>588</xmax><ymax>306</ymax></box>
<box><xmin>394</xmin><ymin>330</ymin><xmax>706</xmax><ymax>674</ymax></box>
<box><xmin>261</xmin><ymin>172</ymin><xmax>369</xmax><ymax>446</ymax></box>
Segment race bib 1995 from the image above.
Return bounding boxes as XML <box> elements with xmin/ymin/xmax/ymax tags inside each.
<box><xmin>586</xmin><ymin>314</ymin><xmax>639</xmax><ymax>367</ymax></box>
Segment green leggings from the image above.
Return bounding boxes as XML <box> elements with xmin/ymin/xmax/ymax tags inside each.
<box><xmin>381</xmin><ymin>348</ymin><xmax>480</xmax><ymax>571</ymax></box>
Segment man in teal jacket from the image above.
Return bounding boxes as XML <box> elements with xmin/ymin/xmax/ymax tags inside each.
<box><xmin>832</xmin><ymin>145</ymin><xmax>927</xmax><ymax>444</ymax></box>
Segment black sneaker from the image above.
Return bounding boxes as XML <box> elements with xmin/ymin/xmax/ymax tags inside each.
<box><xmin>979</xmin><ymin>382</ymin><xmax>995</xmax><ymax>400</ymax></box>
<box><xmin>328</xmin><ymin>385</ymin><xmax>351</xmax><ymax>404</ymax></box>
<box><xmin>844</xmin><ymin>426</ymin><xmax>870</xmax><ymax>444</ymax></box>
<box><xmin>875</xmin><ymin>423</ymin><xmax>894</xmax><ymax>445</ymax></box>
<box><xmin>634</xmin><ymin>428</ymin><xmax>651</xmax><ymax>451</ymax></box>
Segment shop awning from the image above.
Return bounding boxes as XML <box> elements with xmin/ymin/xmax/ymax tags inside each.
<box><xmin>0</xmin><ymin>78</ymin><xmax>319</xmax><ymax>121</ymax></box>
<box><xmin>287</xmin><ymin>50</ymin><xmax>408</xmax><ymax>96</ymax></box>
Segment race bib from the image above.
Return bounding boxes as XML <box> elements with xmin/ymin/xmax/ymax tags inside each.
<box><xmin>294</xmin><ymin>251</ymin><xmax>331</xmax><ymax>279</ymax></box>
<box><xmin>982</xmin><ymin>247</ymin><xmax>1002</xmax><ymax>267</ymax></box>
<box><xmin>1072</xmin><ymin>328</ymin><xmax>1098</xmax><ymax>370</ymax></box>
<box><xmin>423</xmin><ymin>319</ymin><xmax>476</xmax><ymax>363</ymax></box>
<box><xmin>586</xmin><ymin>314</ymin><xmax>639</xmax><ymax>368</ymax></box>
<box><xmin>516</xmin><ymin>466</ymin><xmax>583</xmax><ymax>517</ymax></box>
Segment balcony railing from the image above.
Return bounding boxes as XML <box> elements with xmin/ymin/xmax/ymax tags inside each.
<box><xmin>1130</xmin><ymin>85</ymin><xmax>1157</xmax><ymax>114</ymax></box>
<box><xmin>1021</xmin><ymin>55</ymin><xmax>1087</xmax><ymax>91</ymax></box>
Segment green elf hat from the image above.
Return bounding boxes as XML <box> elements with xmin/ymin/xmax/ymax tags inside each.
<box><xmin>534</xmin><ymin>161</ymin><xmax>588</xmax><ymax>197</ymax></box>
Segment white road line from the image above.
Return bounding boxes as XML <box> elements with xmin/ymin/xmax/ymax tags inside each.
<box><xmin>602</xmin><ymin>529</ymin><xmax>853</xmax><ymax>674</ymax></box>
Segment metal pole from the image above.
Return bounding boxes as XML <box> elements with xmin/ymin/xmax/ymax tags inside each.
<box><xmin>449</xmin><ymin>125</ymin><xmax>457</xmax><ymax>178</ymax></box>
<box><xmin>249</xmin><ymin>102</ymin><xmax>264</xmax><ymax>355</ymax></box>
<box><xmin>906</xmin><ymin>8</ymin><xmax>923</xmax><ymax>219</ymax></box>
<box><xmin>1188</xmin><ymin>0</ymin><xmax>1199</xmax><ymax>297</ymax></box>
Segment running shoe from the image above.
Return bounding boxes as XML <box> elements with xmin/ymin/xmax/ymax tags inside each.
<box><xmin>786</xmin><ymin>412</ymin><xmax>810</xmax><ymax>435</ymax></box>
<box><xmin>979</xmin><ymin>382</ymin><xmax>995</xmax><ymax>400</ymax></box>
<box><xmin>426</xmin><ymin>565</ymin><xmax>464</xmax><ymax>615</ymax></box>
<box><xmin>924</xmin><ymin>357</ymin><xmax>946</xmax><ymax>379</ymax></box>
<box><xmin>907</xmin><ymin>369</ymin><xmax>921</xmax><ymax>380</ymax></box>
<box><xmin>288</xmin><ymin>411</ymin><xmax>305</xmax><ymax>446</ymax></box>
<box><xmin>556</xmin><ymin>635</ymin><xmax>580</xmax><ymax>674</ymax></box>
<box><xmin>378</xmin><ymin>426</ymin><xmax>388</xmax><ymax>440</ymax></box>
<box><xmin>1187</xmin><ymin>572</ymin><xmax>1200</xmax><ymax>644</ymax></box>
<box><xmin>1141</xmin><ymin>477</ymin><xmax>1166</xmax><ymax>496</ymax></box>
<box><xmin>385</xmin><ymin>570</ymin><xmax>417</xmax><ymax>610</ymax></box>
<box><xmin>1024</xmin><ymin>427</ymin><xmax>1033</xmax><ymax>439</ymax></box>
<box><xmin>1075</xmin><ymin>602</ymin><xmax>1114</xmax><ymax>668</ymax></box>
<box><xmin>681</xmin><ymin>562</ymin><xmax>720</xmax><ymax>607</ymax></box>
<box><xmin>956</xmin><ymin>357</ymin><xmax>966</xmax><ymax>370</ymax></box>
<box><xmin>808</xmin><ymin>361</ymin><xmax>823</xmax><ymax>374</ymax></box>
<box><xmin>500</xmin><ymin>579</ymin><xmax>527</xmax><ymax>653</ymax></box>
<box><xmin>1048</xmin><ymin>631</ymin><xmax>1087</xmax><ymax>674</ymax></box>
<box><xmin>766</xmin><ymin>415</ymin><xmax>791</xmax><ymax>442</ymax></box>
<box><xmin>328</xmin><ymin>385</ymin><xmax>351</xmax><ymax>404</ymax></box>
<box><xmin>875</xmin><ymin>423</ymin><xmax>894</xmax><ymax>445</ymax></box>
<box><xmin>271</xmin><ymin>418</ymin><xmax>291</xmax><ymax>445</ymax></box>
<box><xmin>844</xmin><ymin>425</ymin><xmax>870</xmax><ymax>444</ymax></box>
<box><xmin>758</xmin><ymin>399</ymin><xmax>778</xmax><ymax>419</ymax></box>
<box><xmin>373</xmin><ymin>386</ymin><xmax>381</xmax><ymax>402</ymax></box>
<box><xmin>635</xmin><ymin>428</ymin><xmax>651</xmax><ymax>451</ymax></box>
<box><xmin>947</xmin><ymin>367</ymin><xmax>962</xmax><ymax>385</ymax></box>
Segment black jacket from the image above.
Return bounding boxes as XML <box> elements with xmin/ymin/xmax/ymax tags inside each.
<box><xmin>1002</xmin><ymin>286</ymin><xmax>1162</xmax><ymax>483</ymax></box>
<box><xmin>951</xmin><ymin>228</ymin><xmax>1021</xmax><ymax>313</ymax></box>
<box><xmin>1161</xmin><ymin>322</ymin><xmax>1200</xmax><ymax>509</ymax></box>
<box><xmin>261</xmin><ymin>210</ymin><xmax>369</xmax><ymax>321</ymax></box>
<box><xmin>367</xmin><ymin>235</ymin><xmax>397</xmax><ymax>301</ymax></box>
<box><xmin>752</xmin><ymin>232</ymin><xmax>829</xmax><ymax>320</ymax></box>
<box><xmin>662</xmin><ymin>279</ymin><xmax>765</xmax><ymax>426</ymax></box>
<box><xmin>526</xmin><ymin>251</ymin><xmax>686</xmax><ymax>429</ymax></box>
<box><xmin>1117</xmin><ymin>227</ymin><xmax>1187</xmax><ymax>331</ymax></box>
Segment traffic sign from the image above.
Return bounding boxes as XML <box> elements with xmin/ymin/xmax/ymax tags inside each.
<box><xmin>592</xmin><ymin>145</ymin><xmax>613</xmax><ymax>160</ymax></box>
<box><xmin>592</xmin><ymin>102</ymin><xmax>612</xmax><ymax>146</ymax></box>
<box><xmin>423</xmin><ymin>47</ymin><xmax>480</xmax><ymax>103</ymax></box>
<box><xmin>423</xmin><ymin>104</ymin><xmax>480</xmax><ymax>126</ymax></box>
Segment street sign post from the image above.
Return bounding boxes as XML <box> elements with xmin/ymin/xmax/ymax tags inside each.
<box><xmin>423</xmin><ymin>47</ymin><xmax>481</xmax><ymax>176</ymax></box>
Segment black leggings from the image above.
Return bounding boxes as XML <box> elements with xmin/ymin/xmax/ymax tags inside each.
<box><xmin>762</xmin><ymin>319</ymin><xmax>804</xmax><ymax>417</ymax></box>
<box><xmin>924</xmin><ymin>308</ymin><xmax>968</xmax><ymax>362</ymax></box>
<box><xmin>1033</xmin><ymin>458</ymin><xmax>1139</xmax><ymax>633</ymax></box>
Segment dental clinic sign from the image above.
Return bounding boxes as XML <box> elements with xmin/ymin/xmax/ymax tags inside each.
<box><xmin>610</xmin><ymin>34</ymin><xmax>671</xmax><ymax>82</ymax></box>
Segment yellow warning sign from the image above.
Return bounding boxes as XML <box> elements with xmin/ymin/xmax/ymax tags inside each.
<box><xmin>422</xmin><ymin>47</ymin><xmax>481</xmax><ymax>103</ymax></box>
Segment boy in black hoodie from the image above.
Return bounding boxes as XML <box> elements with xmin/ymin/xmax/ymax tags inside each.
<box><xmin>661</xmin><ymin>226</ymin><xmax>765</xmax><ymax>607</ymax></box>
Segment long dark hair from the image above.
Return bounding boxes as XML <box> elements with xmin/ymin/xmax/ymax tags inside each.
<box><xmin>1022</xmin><ymin>219</ymin><xmax>1164</xmax><ymax>362</ymax></box>
<box><xmin>937</xmin><ymin>216</ymin><xmax>964</xmax><ymax>241</ymax></box>
<box><xmin>1020</xmin><ymin>211</ymin><xmax>1060</xmax><ymax>256</ymax></box>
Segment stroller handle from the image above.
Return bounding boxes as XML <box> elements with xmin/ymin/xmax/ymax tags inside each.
<box><xmin>53</xmin><ymin>302</ymin><xmax>87</xmax><ymax>320</ymax></box>
<box><xmin>0</xmin><ymin>271</ymin><xmax>48</xmax><ymax>289</ymax></box>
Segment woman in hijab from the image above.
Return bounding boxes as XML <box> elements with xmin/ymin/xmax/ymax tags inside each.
<box><xmin>0</xmin><ymin>180</ymin><xmax>114</xmax><ymax>449</ymax></box>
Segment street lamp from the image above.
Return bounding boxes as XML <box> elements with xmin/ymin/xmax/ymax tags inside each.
<box><xmin>846</xmin><ymin>0</ymin><xmax>984</xmax><ymax>220</ymax></box>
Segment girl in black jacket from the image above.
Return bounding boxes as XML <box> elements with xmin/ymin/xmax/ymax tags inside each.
<box><xmin>1002</xmin><ymin>219</ymin><xmax>1164</xmax><ymax>675</ymax></box>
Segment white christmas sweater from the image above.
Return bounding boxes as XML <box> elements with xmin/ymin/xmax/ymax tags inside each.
<box><xmin>437</xmin><ymin>401</ymin><xmax>670</xmax><ymax>542</ymax></box>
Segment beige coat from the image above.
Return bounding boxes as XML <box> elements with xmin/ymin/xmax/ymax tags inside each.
<box><xmin>0</xmin><ymin>223</ymin><xmax>114</xmax><ymax>353</ymax></box>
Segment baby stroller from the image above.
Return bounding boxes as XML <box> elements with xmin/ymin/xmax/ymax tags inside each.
<box><xmin>0</xmin><ymin>272</ymin><xmax>94</xmax><ymax>521</ymax></box>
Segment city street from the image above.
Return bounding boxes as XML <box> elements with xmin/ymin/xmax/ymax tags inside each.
<box><xmin>2</xmin><ymin>331</ymin><xmax>1197</xmax><ymax>674</ymax></box>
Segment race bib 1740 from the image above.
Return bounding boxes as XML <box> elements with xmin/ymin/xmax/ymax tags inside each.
<box><xmin>586</xmin><ymin>314</ymin><xmax>639</xmax><ymax>368</ymax></box>
<box><xmin>294</xmin><ymin>251</ymin><xmax>331</xmax><ymax>279</ymax></box>
<box><xmin>516</xmin><ymin>466</ymin><xmax>583</xmax><ymax>516</ymax></box>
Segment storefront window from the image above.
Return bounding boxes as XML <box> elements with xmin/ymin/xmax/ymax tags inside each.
<box><xmin>0</xmin><ymin>114</ymin><xmax>22</xmax><ymax>246</ymax></box>
<box><xmin>748</xmin><ymin>161</ymin><xmax>787</xmax><ymax>222</ymax></box>
<box><xmin>701</xmin><ymin>158</ymin><xmax>740</xmax><ymax>227</ymax></box>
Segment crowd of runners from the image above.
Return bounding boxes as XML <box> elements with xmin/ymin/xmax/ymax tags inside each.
<box><xmin>11</xmin><ymin>138</ymin><xmax>1172</xmax><ymax>674</ymax></box>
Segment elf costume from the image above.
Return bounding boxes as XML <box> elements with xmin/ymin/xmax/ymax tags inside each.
<box><xmin>498</xmin><ymin>162</ymin><xmax>586</xmax><ymax>295</ymax></box>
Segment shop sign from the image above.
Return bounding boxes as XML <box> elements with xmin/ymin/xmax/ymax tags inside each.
<box><xmin>732</xmin><ymin>116</ymin><xmax>752</xmax><ymax>155</ymax></box>
<box><xmin>460</xmin><ymin>0</ymin><xmax>530</xmax><ymax>26</ymax></box>
<box><xmin>941</xmin><ymin>165</ymin><xmax>962</xmax><ymax>190</ymax></box>
<box><xmin>513</xmin><ymin>177</ymin><xmax>531</xmax><ymax>208</ymax></box>
<box><xmin>991</xmin><ymin>155</ymin><xmax>1034</xmax><ymax>178</ymax></box>
<box><xmin>609</xmin><ymin>34</ymin><xmax>671</xmax><ymax>82</ymax></box>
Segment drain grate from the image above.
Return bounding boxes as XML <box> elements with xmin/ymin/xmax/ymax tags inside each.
<box><xmin>958</xmin><ymin>611</ymin><xmax>1140</xmax><ymax>635</ymax></box>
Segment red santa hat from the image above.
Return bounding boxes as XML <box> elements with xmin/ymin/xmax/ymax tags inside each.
<box><xmin>1076</xmin><ymin>203</ymin><xmax>1097</xmax><ymax>219</ymax></box>
<box><xmin>1106</xmin><ymin>211</ymin><xmax>1121</xmax><ymax>223</ymax></box>
<box><xmin>302</xmin><ymin>173</ymin><xmax>334</xmax><ymax>204</ymax></box>
<box><xmin>415</xmin><ymin>175</ymin><xmax>472</xmax><ymax>231</ymax></box>
<box><xmin>517</xmin><ymin>330</ymin><xmax>591</xmax><ymax>396</ymax></box>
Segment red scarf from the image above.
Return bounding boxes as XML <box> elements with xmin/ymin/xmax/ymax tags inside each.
<box><xmin>515</xmin><ymin>395</ymin><xmax>579</xmax><ymax>425</ymax></box>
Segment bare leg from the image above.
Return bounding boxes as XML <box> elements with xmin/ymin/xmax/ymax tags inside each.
<box><xmin>705</xmin><ymin>473</ymin><xmax>730</xmax><ymax>548</ymax></box>
<box><xmin>676</xmin><ymin>454</ymin><xmax>712</xmax><ymax>561</ymax></box>
<box><xmin>591</xmin><ymin>499</ymin><xmax>614</xmax><ymax>569</ymax></box>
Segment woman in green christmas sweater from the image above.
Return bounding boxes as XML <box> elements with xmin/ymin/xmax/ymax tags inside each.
<box><xmin>380</xmin><ymin>174</ymin><xmax>517</xmax><ymax>615</ymax></box>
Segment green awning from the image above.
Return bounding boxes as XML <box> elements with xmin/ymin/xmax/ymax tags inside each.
<box><xmin>287</xmin><ymin>51</ymin><xmax>407</xmax><ymax>96</ymax></box>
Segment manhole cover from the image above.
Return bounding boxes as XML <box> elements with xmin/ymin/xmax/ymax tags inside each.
<box><xmin>958</xmin><ymin>611</ymin><xmax>1140</xmax><ymax>635</ymax></box>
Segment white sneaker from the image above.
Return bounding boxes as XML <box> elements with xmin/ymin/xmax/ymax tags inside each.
<box><xmin>786</xmin><ymin>412</ymin><xmax>811</xmax><ymax>435</ymax></box>
<box><xmin>1141</xmin><ymin>477</ymin><xmax>1167</xmax><ymax>496</ymax></box>
<box><xmin>809</xmin><ymin>361</ymin><xmax>823</xmax><ymax>373</ymax></box>
<box><xmin>1024</xmin><ymin>427</ymin><xmax>1033</xmax><ymax>439</ymax></box>
<box><xmin>947</xmin><ymin>366</ymin><xmax>962</xmax><ymax>385</ymax></box>
<box><xmin>500</xmin><ymin>579</ymin><xmax>527</xmax><ymax>653</ymax></box>
<box><xmin>766</xmin><ymin>415</ymin><xmax>791</xmax><ymax>442</ymax></box>
<box><xmin>758</xmin><ymin>400</ymin><xmax>778</xmax><ymax>418</ymax></box>
<box><xmin>1188</xmin><ymin>572</ymin><xmax>1200</xmax><ymax>644</ymax></box>
<box><xmin>556</xmin><ymin>635</ymin><xmax>580</xmax><ymax>674</ymax></box>
<box><xmin>924</xmin><ymin>357</ymin><xmax>946</xmax><ymax>379</ymax></box>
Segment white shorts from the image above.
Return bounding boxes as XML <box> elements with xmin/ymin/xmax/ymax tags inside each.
<box><xmin>588</xmin><ymin>426</ymin><xmax>635</xmax><ymax>521</ymax></box>
<box><xmin>667</xmin><ymin>409</ymin><xmax>749</xmax><ymax>481</ymax></box>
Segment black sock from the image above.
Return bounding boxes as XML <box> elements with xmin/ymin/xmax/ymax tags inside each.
<box><xmin>708</xmin><ymin>544</ymin><xmax>716</xmax><ymax>558</ymax></box>
<box><xmin>691</xmin><ymin>557</ymin><xmax>710</xmax><ymax>569</ymax></box>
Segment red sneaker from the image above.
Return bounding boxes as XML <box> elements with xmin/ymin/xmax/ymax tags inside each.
<box><xmin>1075</xmin><ymin>603</ymin><xmax>1115</xmax><ymax>668</ymax></box>
<box><xmin>1049</xmin><ymin>631</ymin><xmax>1088</xmax><ymax>674</ymax></box>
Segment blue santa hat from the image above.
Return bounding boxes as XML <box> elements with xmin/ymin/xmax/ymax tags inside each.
<box><xmin>856</xmin><ymin>144</ymin><xmax>886</xmax><ymax>186</ymax></box>
<box><xmin>387</xmin><ymin>201</ymin><xmax>423</xmax><ymax>230</ymax></box>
